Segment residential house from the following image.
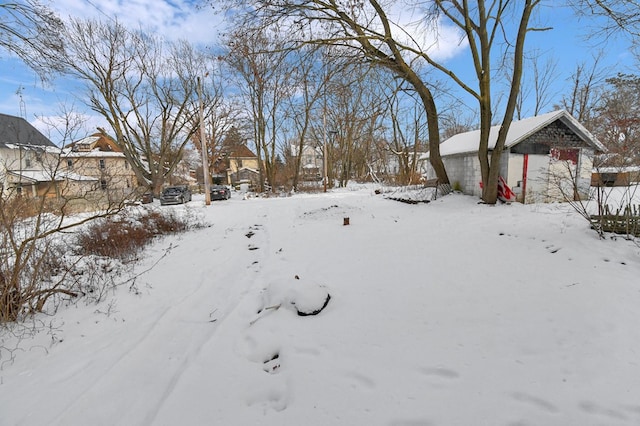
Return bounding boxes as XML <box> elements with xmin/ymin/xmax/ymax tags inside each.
<box><xmin>0</xmin><ymin>113</ymin><xmax>62</xmax><ymax>198</ymax></box>
<box><xmin>223</xmin><ymin>145</ymin><xmax>260</xmax><ymax>188</ymax></box>
<box><xmin>62</xmin><ymin>128</ymin><xmax>138</xmax><ymax>201</ymax></box>
<box><xmin>299</xmin><ymin>144</ymin><xmax>323</xmax><ymax>181</ymax></box>
<box><xmin>421</xmin><ymin>110</ymin><xmax>606</xmax><ymax>203</ymax></box>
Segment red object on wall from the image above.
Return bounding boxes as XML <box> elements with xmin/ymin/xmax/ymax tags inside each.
<box><xmin>550</xmin><ymin>148</ymin><xmax>579</xmax><ymax>164</ymax></box>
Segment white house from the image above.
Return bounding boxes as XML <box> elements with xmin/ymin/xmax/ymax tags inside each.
<box><xmin>0</xmin><ymin>113</ymin><xmax>62</xmax><ymax>198</ymax></box>
<box><xmin>299</xmin><ymin>144</ymin><xmax>323</xmax><ymax>181</ymax></box>
<box><xmin>422</xmin><ymin>110</ymin><xmax>606</xmax><ymax>203</ymax></box>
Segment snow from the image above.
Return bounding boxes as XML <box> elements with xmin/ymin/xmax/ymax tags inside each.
<box><xmin>2</xmin><ymin>186</ymin><xmax>640</xmax><ymax>425</ymax></box>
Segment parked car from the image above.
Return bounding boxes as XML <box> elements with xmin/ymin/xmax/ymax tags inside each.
<box><xmin>160</xmin><ymin>186</ymin><xmax>192</xmax><ymax>205</ymax></box>
<box><xmin>210</xmin><ymin>185</ymin><xmax>231</xmax><ymax>201</ymax></box>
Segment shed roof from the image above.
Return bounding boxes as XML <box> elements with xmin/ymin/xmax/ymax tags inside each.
<box><xmin>0</xmin><ymin>113</ymin><xmax>56</xmax><ymax>148</ymax></box>
<box><xmin>436</xmin><ymin>110</ymin><xmax>606</xmax><ymax>157</ymax></box>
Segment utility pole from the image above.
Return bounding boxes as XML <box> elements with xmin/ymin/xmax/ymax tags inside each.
<box><xmin>323</xmin><ymin>55</ymin><xmax>328</xmax><ymax>193</ymax></box>
<box><xmin>323</xmin><ymin>110</ymin><xmax>328</xmax><ymax>193</ymax></box>
<box><xmin>198</xmin><ymin>75</ymin><xmax>212</xmax><ymax>205</ymax></box>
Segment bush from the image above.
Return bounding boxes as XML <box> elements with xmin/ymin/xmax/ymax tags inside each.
<box><xmin>1</xmin><ymin>204</ymin><xmax>193</xmax><ymax>323</ymax></box>
<box><xmin>75</xmin><ymin>210</ymin><xmax>190</xmax><ymax>261</ymax></box>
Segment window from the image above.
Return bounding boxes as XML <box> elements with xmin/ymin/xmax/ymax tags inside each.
<box><xmin>100</xmin><ymin>179</ymin><xmax>107</xmax><ymax>190</ymax></box>
<box><xmin>25</xmin><ymin>158</ymin><xmax>31</xmax><ymax>168</ymax></box>
<box><xmin>99</xmin><ymin>159</ymin><xmax>106</xmax><ymax>169</ymax></box>
<box><xmin>67</xmin><ymin>159</ymin><xmax>73</xmax><ymax>169</ymax></box>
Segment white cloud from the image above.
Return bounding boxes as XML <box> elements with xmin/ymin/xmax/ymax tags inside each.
<box><xmin>381</xmin><ymin>3</ymin><xmax>468</xmax><ymax>63</ymax></box>
<box><xmin>50</xmin><ymin>0</ymin><xmax>225</xmax><ymax>45</ymax></box>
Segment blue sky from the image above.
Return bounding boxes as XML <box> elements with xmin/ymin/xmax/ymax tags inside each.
<box><xmin>0</xmin><ymin>0</ymin><xmax>637</xmax><ymax>145</ymax></box>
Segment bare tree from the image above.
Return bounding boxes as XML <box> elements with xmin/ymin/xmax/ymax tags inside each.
<box><xmin>506</xmin><ymin>50</ymin><xmax>558</xmax><ymax>119</ymax></box>
<box><xmin>227</xmin><ymin>0</ymin><xmax>548</xmax><ymax>203</ymax></box>
<box><xmin>0</xmin><ymin>1</ymin><xmax>63</xmax><ymax>78</ymax></box>
<box><xmin>224</xmin><ymin>0</ymin><xmax>451</xmax><ymax>190</ymax></box>
<box><xmin>224</xmin><ymin>26</ymin><xmax>297</xmax><ymax>192</ymax></box>
<box><xmin>592</xmin><ymin>73</ymin><xmax>640</xmax><ymax>165</ymax></box>
<box><xmin>556</xmin><ymin>54</ymin><xmax>608</xmax><ymax>127</ymax></box>
<box><xmin>190</xmin><ymin>60</ymin><xmax>241</xmax><ymax>186</ymax></box>
<box><xmin>379</xmin><ymin>79</ymin><xmax>426</xmax><ymax>185</ymax></box>
<box><xmin>283</xmin><ymin>46</ymin><xmax>328</xmax><ymax>190</ymax></box>
<box><xmin>569</xmin><ymin>0</ymin><xmax>640</xmax><ymax>37</ymax></box>
<box><xmin>49</xmin><ymin>19</ymin><xmax>204</xmax><ymax>195</ymax></box>
<box><xmin>321</xmin><ymin>62</ymin><xmax>388</xmax><ymax>187</ymax></box>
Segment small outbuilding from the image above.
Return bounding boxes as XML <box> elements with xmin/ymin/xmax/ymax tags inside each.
<box><xmin>422</xmin><ymin>110</ymin><xmax>606</xmax><ymax>203</ymax></box>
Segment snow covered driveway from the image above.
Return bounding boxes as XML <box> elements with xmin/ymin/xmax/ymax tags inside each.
<box><xmin>2</xmin><ymin>187</ymin><xmax>640</xmax><ymax>425</ymax></box>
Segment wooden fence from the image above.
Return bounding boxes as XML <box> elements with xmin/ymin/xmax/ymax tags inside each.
<box><xmin>591</xmin><ymin>204</ymin><xmax>640</xmax><ymax>237</ymax></box>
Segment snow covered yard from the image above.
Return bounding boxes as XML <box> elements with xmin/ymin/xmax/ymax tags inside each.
<box><xmin>1</xmin><ymin>186</ymin><xmax>640</xmax><ymax>426</ymax></box>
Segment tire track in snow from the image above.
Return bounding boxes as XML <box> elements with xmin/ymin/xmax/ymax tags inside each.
<box><xmin>141</xmin><ymin>203</ymin><xmax>277</xmax><ymax>424</ymax></box>
<box><xmin>50</xmin><ymin>203</ymin><xmax>270</xmax><ymax>425</ymax></box>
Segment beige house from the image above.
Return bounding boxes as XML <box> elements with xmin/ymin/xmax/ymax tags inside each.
<box><xmin>224</xmin><ymin>145</ymin><xmax>260</xmax><ymax>188</ymax></box>
<box><xmin>62</xmin><ymin>129</ymin><xmax>138</xmax><ymax>203</ymax></box>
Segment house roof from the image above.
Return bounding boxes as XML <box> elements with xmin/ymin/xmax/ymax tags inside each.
<box><xmin>63</xmin><ymin>150</ymin><xmax>125</xmax><ymax>158</ymax></box>
<box><xmin>64</xmin><ymin>128</ymin><xmax>123</xmax><ymax>153</ymax></box>
<box><xmin>435</xmin><ymin>110</ymin><xmax>606</xmax><ymax>157</ymax></box>
<box><xmin>228</xmin><ymin>145</ymin><xmax>257</xmax><ymax>159</ymax></box>
<box><xmin>7</xmin><ymin>169</ymin><xmax>97</xmax><ymax>183</ymax></box>
<box><xmin>0</xmin><ymin>113</ymin><xmax>57</xmax><ymax>148</ymax></box>
<box><xmin>7</xmin><ymin>170</ymin><xmax>62</xmax><ymax>183</ymax></box>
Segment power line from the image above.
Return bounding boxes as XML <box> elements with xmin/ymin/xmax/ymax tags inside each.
<box><xmin>84</xmin><ymin>0</ymin><xmax>116</xmax><ymax>23</ymax></box>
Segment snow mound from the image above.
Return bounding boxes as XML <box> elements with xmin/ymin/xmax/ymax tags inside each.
<box><xmin>259</xmin><ymin>275</ymin><xmax>331</xmax><ymax>317</ymax></box>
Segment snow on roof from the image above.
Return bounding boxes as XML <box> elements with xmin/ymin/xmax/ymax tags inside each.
<box><xmin>595</xmin><ymin>165</ymin><xmax>640</xmax><ymax>173</ymax></box>
<box><xmin>435</xmin><ymin>110</ymin><xmax>606</xmax><ymax>157</ymax></box>
<box><xmin>236</xmin><ymin>166</ymin><xmax>259</xmax><ymax>173</ymax></box>
<box><xmin>62</xmin><ymin>149</ymin><xmax>126</xmax><ymax>158</ymax></box>
<box><xmin>7</xmin><ymin>170</ymin><xmax>63</xmax><ymax>182</ymax></box>
<box><xmin>58</xmin><ymin>171</ymin><xmax>99</xmax><ymax>182</ymax></box>
<box><xmin>7</xmin><ymin>169</ymin><xmax>98</xmax><ymax>183</ymax></box>
<box><xmin>73</xmin><ymin>135</ymin><xmax>101</xmax><ymax>145</ymax></box>
<box><xmin>4</xmin><ymin>143</ymin><xmax>61</xmax><ymax>154</ymax></box>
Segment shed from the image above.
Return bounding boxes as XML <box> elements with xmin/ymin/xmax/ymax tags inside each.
<box><xmin>422</xmin><ymin>110</ymin><xmax>606</xmax><ymax>203</ymax></box>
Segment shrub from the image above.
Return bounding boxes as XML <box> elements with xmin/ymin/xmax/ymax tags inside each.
<box><xmin>75</xmin><ymin>210</ymin><xmax>190</xmax><ymax>261</ymax></box>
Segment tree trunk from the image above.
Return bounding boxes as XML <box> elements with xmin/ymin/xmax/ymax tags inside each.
<box><xmin>413</xmin><ymin>77</ymin><xmax>450</xmax><ymax>187</ymax></box>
